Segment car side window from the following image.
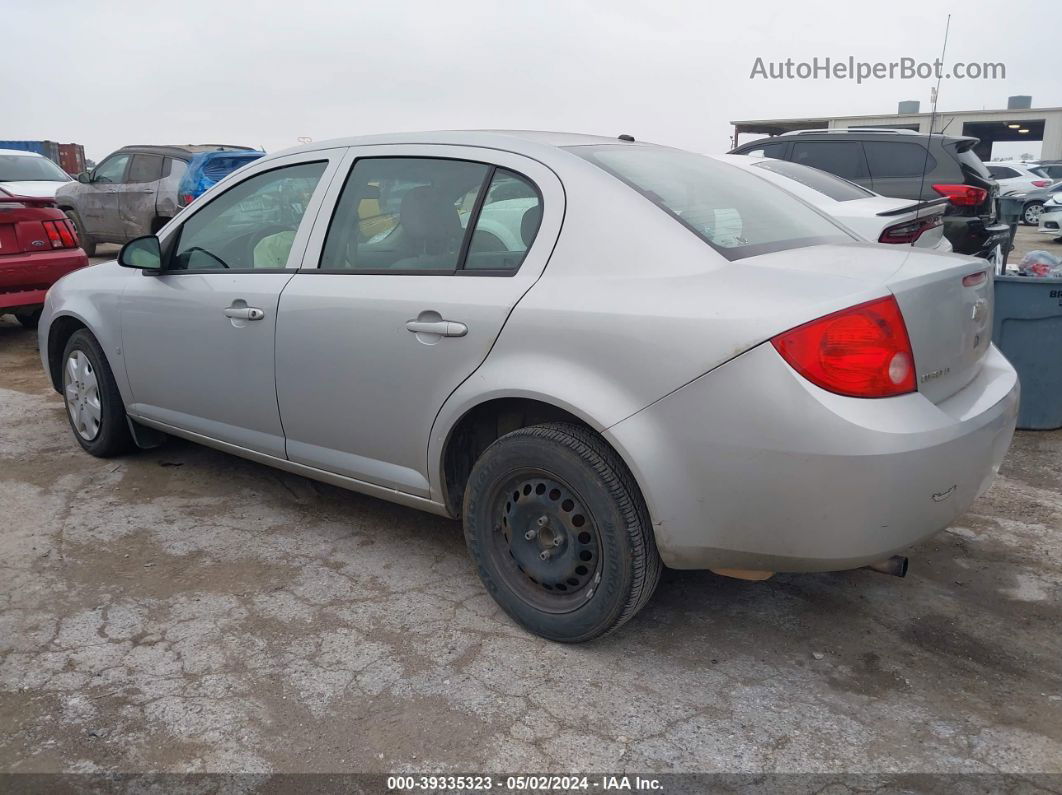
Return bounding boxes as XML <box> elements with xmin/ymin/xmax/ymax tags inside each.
<box><xmin>790</xmin><ymin>141</ymin><xmax>868</xmax><ymax>180</ymax></box>
<box><xmin>864</xmin><ymin>142</ymin><xmax>936</xmax><ymax>178</ymax></box>
<box><xmin>742</xmin><ymin>142</ymin><xmax>786</xmax><ymax>159</ymax></box>
<box><xmin>166</xmin><ymin>158</ymin><xmax>189</xmax><ymax>180</ymax></box>
<box><xmin>169</xmin><ymin>161</ymin><xmax>326</xmax><ymax>272</ymax></box>
<box><xmin>320</xmin><ymin>157</ymin><xmax>492</xmax><ymax>272</ymax></box>
<box><xmin>464</xmin><ymin>169</ymin><xmax>542</xmax><ymax>271</ymax></box>
<box><xmin>127</xmin><ymin>154</ymin><xmax>165</xmax><ymax>184</ymax></box>
<box><xmin>93</xmin><ymin>154</ymin><xmax>130</xmax><ymax>184</ymax></box>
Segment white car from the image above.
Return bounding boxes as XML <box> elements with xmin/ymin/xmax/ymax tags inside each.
<box><xmin>0</xmin><ymin>149</ymin><xmax>73</xmax><ymax>198</ymax></box>
<box><xmin>1037</xmin><ymin>194</ymin><xmax>1062</xmax><ymax>239</ymax></box>
<box><xmin>986</xmin><ymin>162</ymin><xmax>1051</xmax><ymax>196</ymax></box>
<box><xmin>719</xmin><ymin>155</ymin><xmax>951</xmax><ymax>251</ymax></box>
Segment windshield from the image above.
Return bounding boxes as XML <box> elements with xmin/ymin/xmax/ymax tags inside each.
<box><xmin>0</xmin><ymin>154</ymin><xmax>71</xmax><ymax>182</ymax></box>
<box><xmin>572</xmin><ymin>145</ymin><xmax>853</xmax><ymax>260</ymax></box>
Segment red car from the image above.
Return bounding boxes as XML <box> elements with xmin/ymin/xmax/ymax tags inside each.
<box><xmin>0</xmin><ymin>192</ymin><xmax>88</xmax><ymax>328</ymax></box>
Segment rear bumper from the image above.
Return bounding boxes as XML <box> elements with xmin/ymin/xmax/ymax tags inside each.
<box><xmin>606</xmin><ymin>343</ymin><xmax>1018</xmax><ymax>572</ymax></box>
<box><xmin>943</xmin><ymin>216</ymin><xmax>1011</xmax><ymax>258</ymax></box>
<box><xmin>0</xmin><ymin>249</ymin><xmax>88</xmax><ymax>311</ymax></box>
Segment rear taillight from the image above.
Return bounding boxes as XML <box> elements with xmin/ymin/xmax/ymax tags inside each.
<box><xmin>1032</xmin><ymin>179</ymin><xmax>1050</xmax><ymax>188</ymax></box>
<box><xmin>41</xmin><ymin>219</ymin><xmax>78</xmax><ymax>249</ymax></box>
<box><xmin>932</xmin><ymin>184</ymin><xmax>988</xmax><ymax>207</ymax></box>
<box><xmin>771</xmin><ymin>296</ymin><xmax>916</xmax><ymax>398</ymax></box>
<box><xmin>878</xmin><ymin>214</ymin><xmax>943</xmax><ymax>244</ymax></box>
<box><xmin>179</xmin><ymin>193</ymin><xmax>195</xmax><ymax>206</ymax></box>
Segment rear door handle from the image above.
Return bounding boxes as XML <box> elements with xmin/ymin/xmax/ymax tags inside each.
<box><xmin>224</xmin><ymin>306</ymin><xmax>265</xmax><ymax>321</ymax></box>
<box><xmin>405</xmin><ymin>320</ymin><xmax>467</xmax><ymax>337</ymax></box>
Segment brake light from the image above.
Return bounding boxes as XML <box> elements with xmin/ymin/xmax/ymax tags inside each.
<box><xmin>1031</xmin><ymin>179</ymin><xmax>1050</xmax><ymax>188</ymax></box>
<box><xmin>179</xmin><ymin>193</ymin><xmax>195</xmax><ymax>206</ymax></box>
<box><xmin>932</xmin><ymin>184</ymin><xmax>988</xmax><ymax>207</ymax></box>
<box><xmin>41</xmin><ymin>219</ymin><xmax>78</xmax><ymax>249</ymax></box>
<box><xmin>878</xmin><ymin>214</ymin><xmax>942</xmax><ymax>244</ymax></box>
<box><xmin>771</xmin><ymin>296</ymin><xmax>916</xmax><ymax>398</ymax></box>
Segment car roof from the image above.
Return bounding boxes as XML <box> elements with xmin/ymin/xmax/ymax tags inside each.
<box><xmin>267</xmin><ymin>130</ymin><xmax>646</xmax><ymax>162</ymax></box>
<box><xmin>735</xmin><ymin>130</ymin><xmax>976</xmax><ymax>146</ymax></box>
<box><xmin>0</xmin><ymin>148</ymin><xmax>46</xmax><ymax>157</ymax></box>
<box><xmin>114</xmin><ymin>144</ymin><xmax>257</xmax><ymax>159</ymax></box>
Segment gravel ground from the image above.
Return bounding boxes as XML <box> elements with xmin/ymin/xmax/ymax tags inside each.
<box><xmin>1</xmin><ymin>276</ymin><xmax>1060</xmax><ymax>777</ymax></box>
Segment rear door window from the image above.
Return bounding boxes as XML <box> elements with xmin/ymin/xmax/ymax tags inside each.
<box><xmin>573</xmin><ymin>145</ymin><xmax>853</xmax><ymax>260</ymax></box>
<box><xmin>465</xmin><ymin>169</ymin><xmax>542</xmax><ymax>271</ymax></box>
<box><xmin>865</xmin><ymin>142</ymin><xmax>936</xmax><ymax>178</ymax></box>
<box><xmin>790</xmin><ymin>141</ymin><xmax>869</xmax><ymax>180</ymax></box>
<box><xmin>319</xmin><ymin>157</ymin><xmax>493</xmax><ymax>272</ymax></box>
<box><xmin>127</xmin><ymin>154</ymin><xmax>165</xmax><ymax>184</ymax></box>
<box><xmin>987</xmin><ymin>165</ymin><xmax>1019</xmax><ymax>179</ymax></box>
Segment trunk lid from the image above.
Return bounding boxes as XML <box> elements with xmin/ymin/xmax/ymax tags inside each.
<box><xmin>886</xmin><ymin>250</ymin><xmax>993</xmax><ymax>403</ymax></box>
<box><xmin>743</xmin><ymin>243</ymin><xmax>991</xmax><ymax>403</ymax></box>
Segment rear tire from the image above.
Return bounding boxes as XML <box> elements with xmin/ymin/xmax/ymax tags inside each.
<box><xmin>61</xmin><ymin>329</ymin><xmax>132</xmax><ymax>457</ymax></box>
<box><xmin>66</xmin><ymin>209</ymin><xmax>96</xmax><ymax>257</ymax></box>
<box><xmin>463</xmin><ymin>422</ymin><xmax>662</xmax><ymax>642</ymax></box>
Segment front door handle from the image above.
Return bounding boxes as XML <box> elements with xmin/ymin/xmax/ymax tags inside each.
<box><xmin>405</xmin><ymin>319</ymin><xmax>467</xmax><ymax>337</ymax></box>
<box><xmin>224</xmin><ymin>306</ymin><xmax>265</xmax><ymax>321</ymax></box>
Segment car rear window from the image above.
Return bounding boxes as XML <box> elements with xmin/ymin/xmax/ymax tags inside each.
<box><xmin>572</xmin><ymin>145</ymin><xmax>853</xmax><ymax>260</ymax></box>
<box><xmin>751</xmin><ymin>158</ymin><xmax>874</xmax><ymax>202</ymax></box>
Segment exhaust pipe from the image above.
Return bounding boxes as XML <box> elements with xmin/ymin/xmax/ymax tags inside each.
<box><xmin>864</xmin><ymin>555</ymin><xmax>908</xmax><ymax>578</ymax></box>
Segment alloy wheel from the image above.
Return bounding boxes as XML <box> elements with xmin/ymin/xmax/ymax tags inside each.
<box><xmin>1024</xmin><ymin>203</ymin><xmax>1043</xmax><ymax>225</ymax></box>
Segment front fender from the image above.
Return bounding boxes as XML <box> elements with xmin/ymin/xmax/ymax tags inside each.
<box><xmin>38</xmin><ymin>261</ymin><xmax>133</xmax><ymax>404</ymax></box>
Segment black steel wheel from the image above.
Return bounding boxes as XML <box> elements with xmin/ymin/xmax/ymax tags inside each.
<box><xmin>464</xmin><ymin>422</ymin><xmax>662</xmax><ymax>642</ymax></box>
<box><xmin>488</xmin><ymin>472</ymin><xmax>602</xmax><ymax>613</ymax></box>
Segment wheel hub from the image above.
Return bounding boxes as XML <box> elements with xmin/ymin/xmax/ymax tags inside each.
<box><xmin>63</xmin><ymin>350</ymin><xmax>102</xmax><ymax>441</ymax></box>
<box><xmin>497</xmin><ymin>476</ymin><xmax>599</xmax><ymax>599</ymax></box>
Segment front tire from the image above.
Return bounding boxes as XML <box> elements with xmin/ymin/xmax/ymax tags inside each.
<box><xmin>463</xmin><ymin>422</ymin><xmax>662</xmax><ymax>642</ymax></box>
<box><xmin>61</xmin><ymin>329</ymin><xmax>132</xmax><ymax>457</ymax></box>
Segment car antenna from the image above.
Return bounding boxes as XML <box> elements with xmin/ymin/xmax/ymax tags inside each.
<box><xmin>618</xmin><ymin>134</ymin><xmax>635</xmax><ymax>142</ymax></box>
<box><xmin>916</xmin><ymin>14</ymin><xmax>951</xmax><ymax>232</ymax></box>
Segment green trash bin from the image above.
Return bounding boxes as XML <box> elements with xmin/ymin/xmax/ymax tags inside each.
<box><xmin>992</xmin><ymin>275</ymin><xmax>1062</xmax><ymax>430</ymax></box>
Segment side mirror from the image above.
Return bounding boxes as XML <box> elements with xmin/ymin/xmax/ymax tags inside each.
<box><xmin>77</xmin><ymin>171</ymin><xmax>92</xmax><ymax>184</ymax></box>
<box><xmin>119</xmin><ymin>235</ymin><xmax>163</xmax><ymax>271</ymax></box>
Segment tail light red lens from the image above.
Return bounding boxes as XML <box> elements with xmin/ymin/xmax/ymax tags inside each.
<box><xmin>878</xmin><ymin>214</ymin><xmax>943</xmax><ymax>244</ymax></box>
<box><xmin>179</xmin><ymin>193</ymin><xmax>195</xmax><ymax>206</ymax></box>
<box><xmin>931</xmin><ymin>184</ymin><xmax>988</xmax><ymax>207</ymax></box>
<box><xmin>1031</xmin><ymin>179</ymin><xmax>1050</xmax><ymax>188</ymax></box>
<box><xmin>771</xmin><ymin>296</ymin><xmax>917</xmax><ymax>398</ymax></box>
<box><xmin>41</xmin><ymin>219</ymin><xmax>79</xmax><ymax>249</ymax></box>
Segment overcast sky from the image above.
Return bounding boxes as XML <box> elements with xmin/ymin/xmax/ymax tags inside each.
<box><xmin>4</xmin><ymin>0</ymin><xmax>1059</xmax><ymax>162</ymax></box>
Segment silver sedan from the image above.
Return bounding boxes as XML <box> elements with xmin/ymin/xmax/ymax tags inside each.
<box><xmin>38</xmin><ymin>131</ymin><xmax>1019</xmax><ymax>642</ymax></box>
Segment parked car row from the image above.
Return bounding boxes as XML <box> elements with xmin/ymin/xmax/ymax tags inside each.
<box><xmin>1</xmin><ymin>143</ymin><xmax>261</xmax><ymax>326</ymax></box>
<box><xmin>57</xmin><ymin>144</ymin><xmax>263</xmax><ymax>256</ymax></box>
<box><xmin>729</xmin><ymin>128</ymin><xmax>1012</xmax><ymax>263</ymax></box>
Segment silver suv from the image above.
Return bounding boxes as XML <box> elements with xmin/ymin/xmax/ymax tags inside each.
<box><xmin>56</xmin><ymin>144</ymin><xmax>254</xmax><ymax>256</ymax></box>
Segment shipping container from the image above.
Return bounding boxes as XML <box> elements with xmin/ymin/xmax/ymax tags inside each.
<box><xmin>57</xmin><ymin>143</ymin><xmax>86</xmax><ymax>176</ymax></box>
<box><xmin>0</xmin><ymin>140</ymin><xmax>86</xmax><ymax>175</ymax></box>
